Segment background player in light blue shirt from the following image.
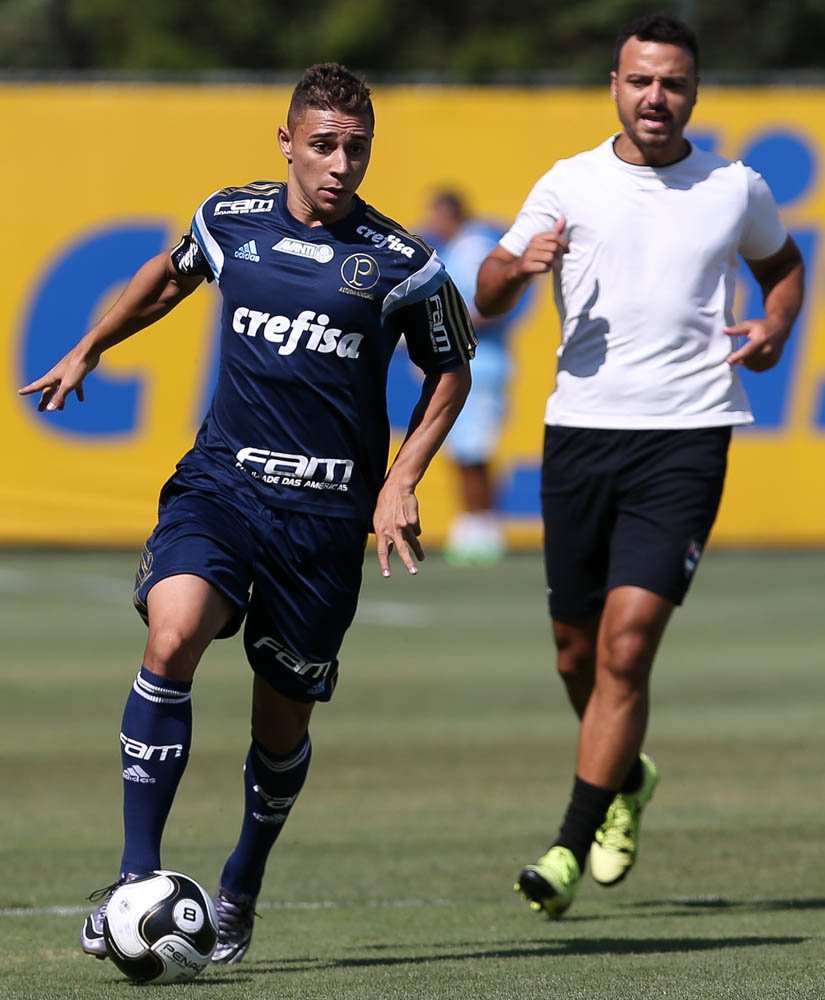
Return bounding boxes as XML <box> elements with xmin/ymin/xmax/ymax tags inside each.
<box><xmin>422</xmin><ymin>190</ymin><xmax>526</xmax><ymax>565</ymax></box>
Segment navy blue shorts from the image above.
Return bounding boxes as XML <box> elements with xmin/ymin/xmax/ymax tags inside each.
<box><xmin>541</xmin><ymin>426</ymin><xmax>731</xmax><ymax>622</ymax></box>
<box><xmin>133</xmin><ymin>479</ymin><xmax>367</xmax><ymax>703</ymax></box>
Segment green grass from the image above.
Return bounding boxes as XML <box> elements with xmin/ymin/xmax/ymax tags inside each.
<box><xmin>1</xmin><ymin>548</ymin><xmax>824</xmax><ymax>999</ymax></box>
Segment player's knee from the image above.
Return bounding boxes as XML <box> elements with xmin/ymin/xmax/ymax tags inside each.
<box><xmin>553</xmin><ymin>623</ymin><xmax>597</xmax><ymax>684</ymax></box>
<box><xmin>556</xmin><ymin>647</ymin><xmax>595</xmax><ymax>688</ymax></box>
<box><xmin>599</xmin><ymin>623</ymin><xmax>656</xmax><ymax>686</ymax></box>
<box><xmin>143</xmin><ymin>625</ymin><xmax>203</xmax><ymax>679</ymax></box>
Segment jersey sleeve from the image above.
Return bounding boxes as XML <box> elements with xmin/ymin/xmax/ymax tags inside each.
<box><xmin>169</xmin><ymin>189</ymin><xmax>227</xmax><ymax>282</ymax></box>
<box><xmin>390</xmin><ymin>277</ymin><xmax>477</xmax><ymax>374</ymax></box>
<box><xmin>738</xmin><ymin>166</ymin><xmax>789</xmax><ymax>261</ymax></box>
<box><xmin>498</xmin><ymin>168</ymin><xmax>563</xmax><ymax>259</ymax></box>
<box><xmin>170</xmin><ymin>229</ymin><xmax>215</xmax><ymax>282</ymax></box>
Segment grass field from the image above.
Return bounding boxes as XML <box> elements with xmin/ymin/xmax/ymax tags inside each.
<box><xmin>1</xmin><ymin>547</ymin><xmax>824</xmax><ymax>1000</ymax></box>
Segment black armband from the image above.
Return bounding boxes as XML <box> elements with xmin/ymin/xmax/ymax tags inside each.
<box><xmin>170</xmin><ymin>231</ymin><xmax>214</xmax><ymax>281</ymax></box>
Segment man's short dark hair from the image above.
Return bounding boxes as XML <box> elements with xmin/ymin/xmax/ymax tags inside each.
<box><xmin>613</xmin><ymin>13</ymin><xmax>700</xmax><ymax>73</ymax></box>
<box><xmin>288</xmin><ymin>63</ymin><xmax>374</xmax><ymax>130</ymax></box>
<box><xmin>432</xmin><ymin>190</ymin><xmax>467</xmax><ymax>221</ymax></box>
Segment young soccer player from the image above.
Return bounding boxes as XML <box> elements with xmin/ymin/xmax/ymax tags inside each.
<box><xmin>20</xmin><ymin>63</ymin><xmax>475</xmax><ymax>963</ymax></box>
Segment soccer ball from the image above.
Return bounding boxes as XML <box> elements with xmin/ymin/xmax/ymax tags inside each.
<box><xmin>103</xmin><ymin>870</ymin><xmax>219</xmax><ymax>984</ymax></box>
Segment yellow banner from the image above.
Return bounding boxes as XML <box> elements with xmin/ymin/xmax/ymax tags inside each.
<box><xmin>2</xmin><ymin>85</ymin><xmax>823</xmax><ymax>546</ymax></box>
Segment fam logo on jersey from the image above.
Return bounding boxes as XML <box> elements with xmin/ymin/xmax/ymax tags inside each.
<box><xmin>425</xmin><ymin>293</ymin><xmax>453</xmax><ymax>354</ymax></box>
<box><xmin>232</xmin><ymin>306</ymin><xmax>364</xmax><ymax>358</ymax></box>
<box><xmin>236</xmin><ymin>447</ymin><xmax>353</xmax><ymax>491</ymax></box>
<box><xmin>272</xmin><ymin>237</ymin><xmax>334</xmax><ymax>264</ymax></box>
<box><xmin>340</xmin><ymin>253</ymin><xmax>380</xmax><ymax>300</ymax></box>
<box><xmin>234</xmin><ymin>240</ymin><xmax>261</xmax><ymax>262</ymax></box>
<box><xmin>215</xmin><ymin>197</ymin><xmax>274</xmax><ymax>216</ymax></box>
<box><xmin>356</xmin><ymin>225</ymin><xmax>415</xmax><ymax>258</ymax></box>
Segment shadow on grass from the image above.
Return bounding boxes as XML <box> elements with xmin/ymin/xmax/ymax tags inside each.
<box><xmin>236</xmin><ymin>933</ymin><xmax>807</xmax><ymax>975</ymax></box>
<box><xmin>625</xmin><ymin>897</ymin><xmax>825</xmax><ymax>915</ymax></box>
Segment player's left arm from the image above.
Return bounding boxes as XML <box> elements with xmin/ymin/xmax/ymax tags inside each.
<box><xmin>725</xmin><ymin>240</ymin><xmax>805</xmax><ymax>372</ymax></box>
<box><xmin>374</xmin><ymin>277</ymin><xmax>476</xmax><ymax>577</ymax></box>
<box><xmin>374</xmin><ymin>363</ymin><xmax>471</xmax><ymax>578</ymax></box>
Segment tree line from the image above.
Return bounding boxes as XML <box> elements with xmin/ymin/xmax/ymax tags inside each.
<box><xmin>3</xmin><ymin>0</ymin><xmax>825</xmax><ymax>81</ymax></box>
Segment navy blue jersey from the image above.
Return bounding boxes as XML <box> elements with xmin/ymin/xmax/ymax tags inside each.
<box><xmin>170</xmin><ymin>181</ymin><xmax>476</xmax><ymax>525</ymax></box>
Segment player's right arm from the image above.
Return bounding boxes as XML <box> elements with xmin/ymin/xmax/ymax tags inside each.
<box><xmin>475</xmin><ymin>216</ymin><xmax>568</xmax><ymax>317</ymax></box>
<box><xmin>18</xmin><ymin>250</ymin><xmax>204</xmax><ymax>411</ymax></box>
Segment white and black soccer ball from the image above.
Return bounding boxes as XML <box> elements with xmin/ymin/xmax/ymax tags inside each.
<box><xmin>103</xmin><ymin>870</ymin><xmax>219</xmax><ymax>984</ymax></box>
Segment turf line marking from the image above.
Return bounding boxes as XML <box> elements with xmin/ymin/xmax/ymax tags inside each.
<box><xmin>0</xmin><ymin>568</ymin><xmax>126</xmax><ymax>603</ymax></box>
<box><xmin>1</xmin><ymin>898</ymin><xmax>451</xmax><ymax>918</ymax></box>
<box><xmin>354</xmin><ymin>601</ymin><xmax>433</xmax><ymax>627</ymax></box>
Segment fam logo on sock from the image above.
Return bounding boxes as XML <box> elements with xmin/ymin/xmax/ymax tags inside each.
<box><xmin>120</xmin><ymin>732</ymin><xmax>184</xmax><ymax>761</ymax></box>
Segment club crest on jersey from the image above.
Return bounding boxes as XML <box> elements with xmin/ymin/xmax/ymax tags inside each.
<box><xmin>272</xmin><ymin>237</ymin><xmax>334</xmax><ymax>263</ymax></box>
<box><xmin>340</xmin><ymin>254</ymin><xmax>380</xmax><ymax>297</ymax></box>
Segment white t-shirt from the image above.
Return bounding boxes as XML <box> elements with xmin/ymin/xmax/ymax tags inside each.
<box><xmin>499</xmin><ymin>137</ymin><xmax>788</xmax><ymax>429</ymax></box>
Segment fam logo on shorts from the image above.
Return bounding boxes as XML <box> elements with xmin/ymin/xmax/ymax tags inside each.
<box><xmin>339</xmin><ymin>253</ymin><xmax>380</xmax><ymax>298</ymax></box>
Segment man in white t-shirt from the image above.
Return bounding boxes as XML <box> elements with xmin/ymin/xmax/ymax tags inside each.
<box><xmin>476</xmin><ymin>12</ymin><xmax>804</xmax><ymax>920</ymax></box>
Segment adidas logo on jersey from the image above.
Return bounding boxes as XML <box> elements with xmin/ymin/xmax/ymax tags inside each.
<box><xmin>123</xmin><ymin>764</ymin><xmax>155</xmax><ymax>784</ymax></box>
<box><xmin>234</xmin><ymin>240</ymin><xmax>261</xmax><ymax>262</ymax></box>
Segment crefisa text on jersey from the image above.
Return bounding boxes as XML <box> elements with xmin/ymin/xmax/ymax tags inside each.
<box><xmin>232</xmin><ymin>307</ymin><xmax>363</xmax><ymax>358</ymax></box>
<box><xmin>355</xmin><ymin>225</ymin><xmax>415</xmax><ymax>258</ymax></box>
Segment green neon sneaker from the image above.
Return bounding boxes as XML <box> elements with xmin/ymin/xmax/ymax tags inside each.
<box><xmin>590</xmin><ymin>752</ymin><xmax>660</xmax><ymax>887</ymax></box>
<box><xmin>514</xmin><ymin>846</ymin><xmax>581</xmax><ymax>919</ymax></box>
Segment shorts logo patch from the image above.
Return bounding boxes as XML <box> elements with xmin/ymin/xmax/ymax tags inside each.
<box><xmin>684</xmin><ymin>539</ymin><xmax>703</xmax><ymax>578</ymax></box>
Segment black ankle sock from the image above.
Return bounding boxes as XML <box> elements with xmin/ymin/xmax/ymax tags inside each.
<box><xmin>620</xmin><ymin>756</ymin><xmax>644</xmax><ymax>794</ymax></box>
<box><xmin>554</xmin><ymin>775</ymin><xmax>616</xmax><ymax>872</ymax></box>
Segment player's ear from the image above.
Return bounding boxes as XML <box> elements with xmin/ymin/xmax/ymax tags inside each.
<box><xmin>609</xmin><ymin>71</ymin><xmax>618</xmax><ymax>102</ymax></box>
<box><xmin>277</xmin><ymin>125</ymin><xmax>293</xmax><ymax>163</ymax></box>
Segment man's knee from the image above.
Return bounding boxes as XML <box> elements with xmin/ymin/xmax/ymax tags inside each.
<box><xmin>598</xmin><ymin>587</ymin><xmax>674</xmax><ymax>684</ymax></box>
<box><xmin>554</xmin><ymin>619</ymin><xmax>598</xmax><ymax>684</ymax></box>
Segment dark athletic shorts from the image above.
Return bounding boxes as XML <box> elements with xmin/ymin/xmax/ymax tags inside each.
<box><xmin>133</xmin><ymin>478</ymin><xmax>367</xmax><ymax>703</ymax></box>
<box><xmin>541</xmin><ymin>425</ymin><xmax>731</xmax><ymax>622</ymax></box>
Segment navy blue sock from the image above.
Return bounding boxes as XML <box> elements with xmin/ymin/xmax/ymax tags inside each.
<box><xmin>553</xmin><ymin>775</ymin><xmax>616</xmax><ymax>873</ymax></box>
<box><xmin>219</xmin><ymin>735</ymin><xmax>312</xmax><ymax>898</ymax></box>
<box><xmin>119</xmin><ymin>667</ymin><xmax>193</xmax><ymax>877</ymax></box>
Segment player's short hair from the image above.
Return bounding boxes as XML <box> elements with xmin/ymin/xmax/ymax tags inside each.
<box><xmin>613</xmin><ymin>12</ymin><xmax>700</xmax><ymax>73</ymax></box>
<box><xmin>288</xmin><ymin>63</ymin><xmax>374</xmax><ymax>131</ymax></box>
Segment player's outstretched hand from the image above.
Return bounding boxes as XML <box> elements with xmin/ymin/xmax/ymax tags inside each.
<box><xmin>18</xmin><ymin>346</ymin><xmax>100</xmax><ymax>411</ymax></box>
<box><xmin>373</xmin><ymin>489</ymin><xmax>425</xmax><ymax>578</ymax></box>
<box><xmin>724</xmin><ymin>320</ymin><xmax>787</xmax><ymax>372</ymax></box>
